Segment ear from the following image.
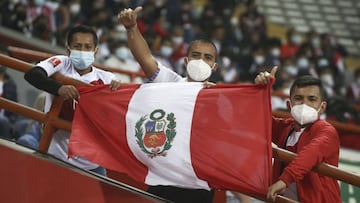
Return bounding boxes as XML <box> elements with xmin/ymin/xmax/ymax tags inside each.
<box><xmin>94</xmin><ymin>47</ymin><xmax>99</xmax><ymax>56</ymax></box>
<box><xmin>66</xmin><ymin>46</ymin><xmax>71</xmax><ymax>56</ymax></box>
<box><xmin>183</xmin><ymin>57</ymin><xmax>189</xmax><ymax>66</ymax></box>
<box><xmin>286</xmin><ymin>99</ymin><xmax>291</xmax><ymax>111</ymax></box>
<box><xmin>212</xmin><ymin>62</ymin><xmax>218</xmax><ymax>71</ymax></box>
<box><xmin>319</xmin><ymin>101</ymin><xmax>327</xmax><ymax>114</ymax></box>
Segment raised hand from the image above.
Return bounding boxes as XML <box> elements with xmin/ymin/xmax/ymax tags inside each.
<box><xmin>117</xmin><ymin>6</ymin><xmax>143</xmax><ymax>29</ymax></box>
<box><xmin>254</xmin><ymin>66</ymin><xmax>278</xmax><ymax>85</ymax></box>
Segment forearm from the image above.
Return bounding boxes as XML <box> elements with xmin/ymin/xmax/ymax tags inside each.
<box><xmin>126</xmin><ymin>25</ymin><xmax>158</xmax><ymax>78</ymax></box>
<box><xmin>24</xmin><ymin>66</ymin><xmax>62</xmax><ymax>95</ymax></box>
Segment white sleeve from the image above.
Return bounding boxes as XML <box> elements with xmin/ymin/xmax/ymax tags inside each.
<box><xmin>152</xmin><ymin>61</ymin><xmax>183</xmax><ymax>83</ymax></box>
<box><xmin>36</xmin><ymin>55</ymin><xmax>69</xmax><ymax>77</ymax></box>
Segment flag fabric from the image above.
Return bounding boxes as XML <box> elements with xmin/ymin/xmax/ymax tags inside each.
<box><xmin>68</xmin><ymin>82</ymin><xmax>273</xmax><ymax>196</ymax></box>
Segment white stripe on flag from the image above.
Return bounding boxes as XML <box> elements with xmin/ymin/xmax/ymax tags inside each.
<box><xmin>126</xmin><ymin>82</ymin><xmax>210</xmax><ymax>189</ymax></box>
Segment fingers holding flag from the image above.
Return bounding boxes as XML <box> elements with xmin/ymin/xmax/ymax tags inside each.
<box><xmin>254</xmin><ymin>66</ymin><xmax>278</xmax><ymax>85</ymax></box>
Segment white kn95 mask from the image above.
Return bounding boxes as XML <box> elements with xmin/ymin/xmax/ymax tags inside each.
<box><xmin>186</xmin><ymin>59</ymin><xmax>212</xmax><ymax>82</ymax></box>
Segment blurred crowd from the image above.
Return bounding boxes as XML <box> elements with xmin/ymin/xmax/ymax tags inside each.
<box><xmin>0</xmin><ymin>0</ymin><xmax>359</xmax><ymax>142</ymax></box>
<box><xmin>0</xmin><ymin>1</ymin><xmax>359</xmax><ymax>203</ymax></box>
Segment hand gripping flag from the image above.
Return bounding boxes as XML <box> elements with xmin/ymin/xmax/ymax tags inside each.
<box><xmin>68</xmin><ymin>82</ymin><xmax>273</xmax><ymax>197</ymax></box>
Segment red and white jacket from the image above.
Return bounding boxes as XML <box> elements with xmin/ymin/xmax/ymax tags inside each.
<box><xmin>272</xmin><ymin>117</ymin><xmax>342</xmax><ymax>203</ymax></box>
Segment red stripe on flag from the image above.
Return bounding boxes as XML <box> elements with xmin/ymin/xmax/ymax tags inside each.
<box><xmin>190</xmin><ymin>84</ymin><xmax>273</xmax><ymax>196</ymax></box>
<box><xmin>68</xmin><ymin>84</ymin><xmax>148</xmax><ymax>182</ymax></box>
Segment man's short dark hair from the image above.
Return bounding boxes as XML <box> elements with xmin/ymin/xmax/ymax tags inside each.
<box><xmin>290</xmin><ymin>75</ymin><xmax>327</xmax><ymax>100</ymax></box>
<box><xmin>187</xmin><ymin>39</ymin><xmax>218</xmax><ymax>61</ymax></box>
<box><xmin>66</xmin><ymin>25</ymin><xmax>98</xmax><ymax>47</ymax></box>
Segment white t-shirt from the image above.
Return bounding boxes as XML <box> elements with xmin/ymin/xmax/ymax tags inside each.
<box><xmin>151</xmin><ymin>60</ymin><xmax>185</xmax><ymax>83</ymax></box>
<box><xmin>283</xmin><ymin>128</ymin><xmax>305</xmax><ymax>201</ymax></box>
<box><xmin>36</xmin><ymin>55</ymin><xmax>115</xmax><ymax>170</ymax></box>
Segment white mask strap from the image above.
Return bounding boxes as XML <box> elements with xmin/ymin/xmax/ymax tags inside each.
<box><xmin>73</xmin><ymin>99</ymin><xmax>78</xmax><ymax>110</ymax></box>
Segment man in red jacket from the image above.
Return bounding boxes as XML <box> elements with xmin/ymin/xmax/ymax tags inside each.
<box><xmin>255</xmin><ymin>68</ymin><xmax>342</xmax><ymax>203</ymax></box>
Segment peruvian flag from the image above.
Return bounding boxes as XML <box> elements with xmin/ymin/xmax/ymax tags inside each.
<box><xmin>68</xmin><ymin>82</ymin><xmax>273</xmax><ymax>197</ymax></box>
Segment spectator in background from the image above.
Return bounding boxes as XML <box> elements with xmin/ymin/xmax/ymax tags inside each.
<box><xmin>54</xmin><ymin>0</ymin><xmax>86</xmax><ymax>46</ymax></box>
<box><xmin>320</xmin><ymin>33</ymin><xmax>346</xmax><ymax>92</ymax></box>
<box><xmin>1</xmin><ymin>1</ymin><xmax>31</xmax><ymax>35</ymax></box>
<box><xmin>26</xmin><ymin>0</ymin><xmax>59</xmax><ymax>43</ymax></box>
<box><xmin>271</xmin><ymin>58</ymin><xmax>298</xmax><ymax>111</ymax></box>
<box><xmin>134</xmin><ymin>1</ymin><xmax>157</xmax><ymax>35</ymax></box>
<box><xmin>86</xmin><ymin>7</ymin><xmax>113</xmax><ymax>63</ymax></box>
<box><xmin>170</xmin><ymin>25</ymin><xmax>188</xmax><ymax>62</ymax></box>
<box><xmin>316</xmin><ymin>57</ymin><xmax>345</xmax><ymax>97</ymax></box>
<box><xmin>54</xmin><ymin>0</ymin><xmax>71</xmax><ymax>46</ymax></box>
<box><xmin>301</xmin><ymin>30</ymin><xmax>322</xmax><ymax>60</ymax></box>
<box><xmin>346</xmin><ymin>68</ymin><xmax>360</xmax><ymax>104</ymax></box>
<box><xmin>218</xmin><ymin>56</ymin><xmax>237</xmax><ymax>84</ymax></box>
<box><xmin>32</xmin><ymin>14</ymin><xmax>53</xmax><ymax>42</ymax></box>
<box><xmin>209</xmin><ymin>22</ymin><xmax>226</xmax><ymax>55</ymax></box>
<box><xmin>280</xmin><ymin>27</ymin><xmax>302</xmax><ymax>59</ymax></box>
<box><xmin>247</xmin><ymin>45</ymin><xmax>267</xmax><ymax>80</ymax></box>
<box><xmin>265</xmin><ymin>37</ymin><xmax>282</xmax><ymax>67</ymax></box>
<box><xmin>104</xmin><ymin>39</ymin><xmax>143</xmax><ymax>84</ymax></box>
<box><xmin>294</xmin><ymin>51</ymin><xmax>316</xmax><ymax>77</ymax></box>
<box><xmin>170</xmin><ymin>24</ymin><xmax>188</xmax><ymax>76</ymax></box>
<box><xmin>16</xmin><ymin>92</ymin><xmax>46</xmax><ymax>149</ymax></box>
<box><xmin>152</xmin><ymin>36</ymin><xmax>176</xmax><ymax>70</ymax></box>
<box><xmin>0</xmin><ymin>66</ymin><xmax>19</xmax><ymax>140</ymax></box>
<box><xmin>239</xmin><ymin>0</ymin><xmax>267</xmax><ymax>42</ymax></box>
<box><xmin>151</xmin><ymin>12</ymin><xmax>170</xmax><ymax>38</ymax></box>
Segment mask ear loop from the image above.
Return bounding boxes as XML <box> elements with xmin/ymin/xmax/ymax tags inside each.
<box><xmin>317</xmin><ymin>101</ymin><xmax>324</xmax><ymax>113</ymax></box>
<box><xmin>73</xmin><ymin>99</ymin><xmax>78</xmax><ymax>110</ymax></box>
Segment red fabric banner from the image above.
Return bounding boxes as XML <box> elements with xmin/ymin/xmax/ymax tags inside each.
<box><xmin>69</xmin><ymin>82</ymin><xmax>273</xmax><ymax>197</ymax></box>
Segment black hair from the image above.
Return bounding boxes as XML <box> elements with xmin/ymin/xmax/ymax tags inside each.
<box><xmin>186</xmin><ymin>39</ymin><xmax>218</xmax><ymax>61</ymax></box>
<box><xmin>290</xmin><ymin>75</ymin><xmax>327</xmax><ymax>101</ymax></box>
<box><xmin>66</xmin><ymin>25</ymin><xmax>98</xmax><ymax>47</ymax></box>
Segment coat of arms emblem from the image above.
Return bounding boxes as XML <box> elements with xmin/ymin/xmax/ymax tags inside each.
<box><xmin>135</xmin><ymin>109</ymin><xmax>176</xmax><ymax>158</ymax></box>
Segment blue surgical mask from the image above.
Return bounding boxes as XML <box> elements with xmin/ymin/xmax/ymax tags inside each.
<box><xmin>115</xmin><ymin>47</ymin><xmax>129</xmax><ymax>60</ymax></box>
<box><xmin>297</xmin><ymin>58</ymin><xmax>309</xmax><ymax>69</ymax></box>
<box><xmin>311</xmin><ymin>37</ymin><xmax>320</xmax><ymax>47</ymax></box>
<box><xmin>291</xmin><ymin>35</ymin><xmax>302</xmax><ymax>45</ymax></box>
<box><xmin>34</xmin><ymin>0</ymin><xmax>45</xmax><ymax>7</ymax></box>
<box><xmin>69</xmin><ymin>50</ymin><xmax>95</xmax><ymax>70</ymax></box>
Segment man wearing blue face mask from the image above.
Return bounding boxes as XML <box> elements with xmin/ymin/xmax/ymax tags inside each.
<box><xmin>255</xmin><ymin>68</ymin><xmax>341</xmax><ymax>203</ymax></box>
<box><xmin>117</xmin><ymin>6</ymin><xmax>218</xmax><ymax>203</ymax></box>
<box><xmin>24</xmin><ymin>25</ymin><xmax>121</xmax><ymax>176</ymax></box>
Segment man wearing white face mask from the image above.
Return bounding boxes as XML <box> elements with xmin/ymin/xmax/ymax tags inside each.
<box><xmin>118</xmin><ymin>6</ymin><xmax>218</xmax><ymax>203</ymax></box>
<box><xmin>255</xmin><ymin>69</ymin><xmax>341</xmax><ymax>203</ymax></box>
<box><xmin>118</xmin><ymin>7</ymin><xmax>218</xmax><ymax>85</ymax></box>
<box><xmin>24</xmin><ymin>25</ymin><xmax>121</xmax><ymax>176</ymax></box>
